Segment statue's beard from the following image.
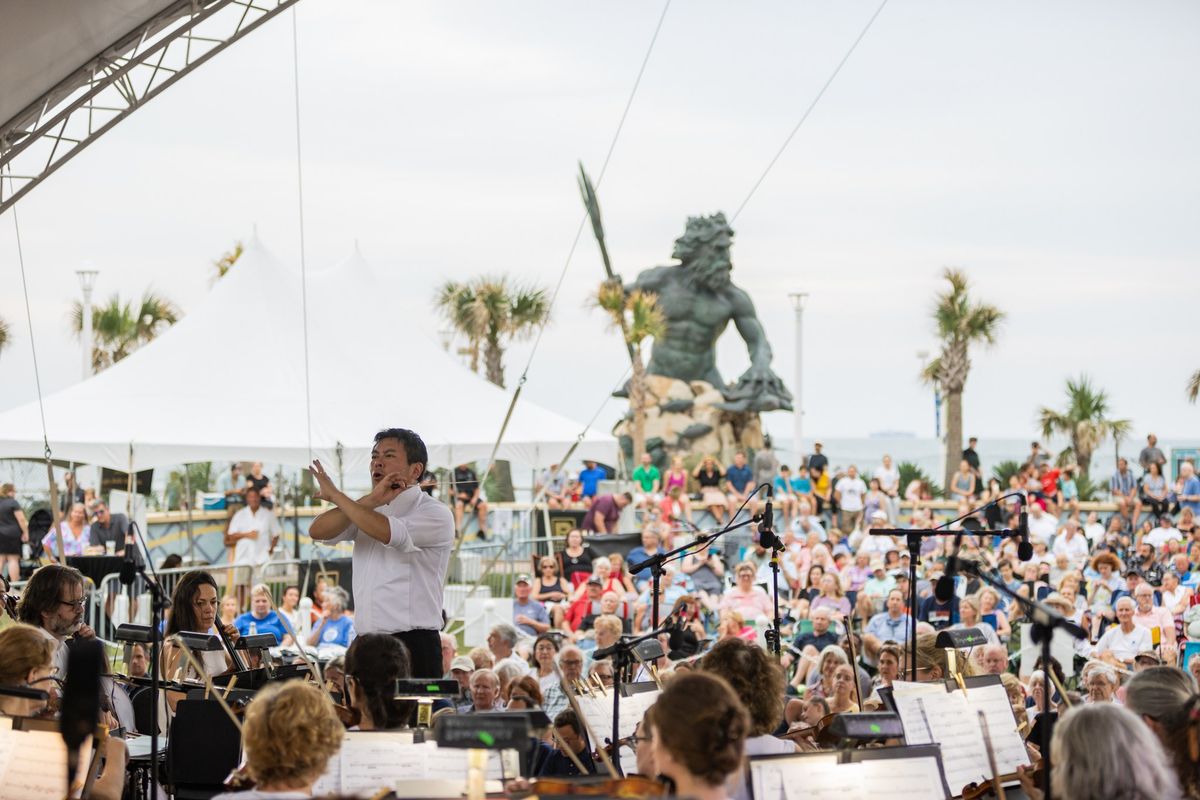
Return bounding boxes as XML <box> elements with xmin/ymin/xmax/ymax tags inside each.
<box><xmin>687</xmin><ymin>257</ymin><xmax>732</xmax><ymax>291</ymax></box>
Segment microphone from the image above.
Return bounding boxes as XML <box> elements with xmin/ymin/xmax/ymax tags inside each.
<box><xmin>61</xmin><ymin>638</ymin><xmax>103</xmax><ymax>786</ymax></box>
<box><xmin>935</xmin><ymin>527</ymin><xmax>965</xmax><ymax>603</ymax></box>
<box><xmin>757</xmin><ymin>484</ymin><xmax>782</xmax><ymax>550</ymax></box>
<box><xmin>119</xmin><ymin>533</ymin><xmax>137</xmax><ymax>586</ymax></box>
<box><xmin>1017</xmin><ymin>507</ymin><xmax>1033</xmax><ymax>561</ymax></box>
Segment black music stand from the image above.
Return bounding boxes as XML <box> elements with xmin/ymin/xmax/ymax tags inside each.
<box><xmin>167</xmin><ymin>699</ymin><xmax>242</xmax><ymax>799</ymax></box>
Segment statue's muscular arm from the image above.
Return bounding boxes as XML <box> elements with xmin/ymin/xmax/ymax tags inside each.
<box><xmin>729</xmin><ymin>286</ymin><xmax>773</xmax><ymax>368</ymax></box>
<box><xmin>626</xmin><ymin>266</ymin><xmax>670</xmax><ymax>294</ymax></box>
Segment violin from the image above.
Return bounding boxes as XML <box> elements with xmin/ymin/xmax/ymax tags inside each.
<box><xmin>783</xmin><ymin>712</ymin><xmax>840</xmax><ymax>748</ymax></box>
<box><xmin>532</xmin><ymin>774</ymin><xmax>668</xmax><ymax>797</ymax></box>
<box><xmin>959</xmin><ymin>760</ymin><xmax>1044</xmax><ymax>800</ymax></box>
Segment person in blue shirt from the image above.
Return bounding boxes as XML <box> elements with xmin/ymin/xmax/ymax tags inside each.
<box><xmin>578</xmin><ymin>461</ymin><xmax>606</xmax><ymax>502</ymax></box>
<box><xmin>233</xmin><ymin>583</ymin><xmax>290</xmax><ymax>645</ymax></box>
<box><xmin>626</xmin><ymin>527</ymin><xmax>662</xmax><ymax>588</ymax></box>
<box><xmin>309</xmin><ymin>585</ymin><xmax>356</xmax><ymax>647</ymax></box>
<box><xmin>724</xmin><ymin>451</ymin><xmax>755</xmax><ymax>516</ymax></box>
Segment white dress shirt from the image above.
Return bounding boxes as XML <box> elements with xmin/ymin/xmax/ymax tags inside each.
<box><xmin>229</xmin><ymin>505</ymin><xmax>281</xmax><ymax>566</ymax></box>
<box><xmin>324</xmin><ymin>486</ymin><xmax>454</xmax><ymax>634</ymax></box>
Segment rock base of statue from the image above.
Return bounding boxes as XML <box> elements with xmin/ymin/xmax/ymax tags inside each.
<box><xmin>614</xmin><ymin>375</ymin><xmax>765</xmax><ymax>469</ymax></box>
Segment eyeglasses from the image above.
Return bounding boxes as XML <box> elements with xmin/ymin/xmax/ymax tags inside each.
<box><xmin>58</xmin><ymin>597</ymin><xmax>88</xmax><ymax>609</ymax></box>
<box><xmin>560</xmin><ymin>658</ymin><xmax>583</xmax><ymax>666</ymax></box>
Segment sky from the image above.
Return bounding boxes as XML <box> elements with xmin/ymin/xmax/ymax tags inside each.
<box><xmin>1</xmin><ymin>0</ymin><xmax>1198</xmax><ymax>455</ymax></box>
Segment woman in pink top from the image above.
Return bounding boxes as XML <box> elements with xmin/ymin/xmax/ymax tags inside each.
<box><xmin>719</xmin><ymin>561</ymin><xmax>773</xmax><ymax>620</ymax></box>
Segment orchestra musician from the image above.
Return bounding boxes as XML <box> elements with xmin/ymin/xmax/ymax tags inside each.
<box><xmin>342</xmin><ymin>633</ymin><xmax>413</xmax><ymax>730</ymax></box>
<box><xmin>162</xmin><ymin>571</ymin><xmax>241</xmax><ymax>680</ymax></box>
<box><xmin>645</xmin><ymin>671</ymin><xmax>749</xmax><ymax>800</ymax></box>
<box><xmin>536</xmin><ymin>709</ymin><xmax>596</xmax><ymax>777</ymax></box>
<box><xmin>308</xmin><ymin>428</ymin><xmax>455</xmax><ymax>677</ymax></box>
<box><xmin>14</xmin><ymin>563</ymin><xmax>98</xmax><ymax>677</ymax></box>
<box><xmin>211</xmin><ymin>681</ymin><xmax>344</xmax><ymax>800</ymax></box>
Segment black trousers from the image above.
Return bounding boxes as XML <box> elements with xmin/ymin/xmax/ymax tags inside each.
<box><xmin>392</xmin><ymin>629</ymin><xmax>443</xmax><ymax>678</ymax></box>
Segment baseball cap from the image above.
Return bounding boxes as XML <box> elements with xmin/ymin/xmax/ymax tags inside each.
<box><xmin>587</xmin><ymin>576</ymin><xmax>603</xmax><ymax>586</ymax></box>
<box><xmin>870</xmin><ymin>510</ymin><xmax>888</xmax><ymax>522</ymax></box>
<box><xmin>450</xmin><ymin>656</ymin><xmax>475</xmax><ymax>672</ymax></box>
<box><xmin>1134</xmin><ymin>650</ymin><xmax>1161</xmax><ymax>666</ymax></box>
<box><xmin>515</xmin><ymin>574</ymin><xmax>532</xmax><ymax>585</ymax></box>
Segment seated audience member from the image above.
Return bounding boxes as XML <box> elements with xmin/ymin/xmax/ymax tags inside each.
<box><xmin>1083</xmin><ymin>663</ymin><xmax>1120</xmax><ymax>703</ymax></box>
<box><xmin>827</xmin><ymin>663</ymin><xmax>860</xmax><ymax>714</ymax></box>
<box><xmin>633</xmin><ymin>567</ymin><xmax>684</xmax><ymax>631</ymax></box>
<box><xmin>1018</xmin><ymin>703</ymin><xmax>1181</xmax><ymax>800</ymax></box>
<box><xmin>582</xmin><ymin>492</ymin><xmax>631</xmax><ymax>534</ymax></box>
<box><xmin>591</xmin><ymin>615</ymin><xmax>623</xmax><ymax>660</ymax></box>
<box><xmin>212</xmin><ymin>681</ymin><xmax>343</xmax><ymax>799</ymax></box>
<box><xmin>530</xmin><ymin>633</ymin><xmax>561</xmax><ymax>694</ymax></box>
<box><xmin>163</xmin><ymin>571</ymin><xmax>240</xmax><ymax>679</ymax></box>
<box><xmin>534</xmin><ymin>556</ymin><xmax>572</xmax><ymax>627</ymax></box>
<box><xmin>87</xmin><ymin>500</ymin><xmax>130</xmax><ymax>555</ymax></box>
<box><xmin>953</xmin><ymin>595</ymin><xmax>1000</xmax><ymax>646</ymax></box>
<box><xmin>439</xmin><ymin>631</ymin><xmax>457</xmax><ymax>676</ymax></box>
<box><xmin>1096</xmin><ymin>596</ymin><xmax>1152</xmax><ymax>669</ymax></box>
<box><xmin>560</xmin><ymin>529</ymin><xmax>599</xmax><ymax>588</ymax></box>
<box><xmin>717</xmin><ymin>609</ymin><xmax>757</xmax><ymax>643</ymax></box>
<box><xmin>221</xmin><ymin>594</ymin><xmax>241</xmax><ymax>628</ymax></box>
<box><xmin>698</xmin><ymin>638</ymin><xmax>796</xmax><ymax>800</ymax></box>
<box><xmin>344</xmin><ymin>633</ymin><xmax>414</xmax><ymax>730</ymax></box>
<box><xmin>627</xmin><ymin>527</ymin><xmax>664</xmax><ymax>588</ymax></box>
<box><xmin>467</xmin><ymin>646</ymin><xmax>495</xmax><ymax>671</ymax></box>
<box><xmin>308</xmin><ymin>585</ymin><xmax>355</xmax><ymax>647</ymax></box>
<box><xmin>452</xmin><ymin>461</ymin><xmax>488</xmax><ymax>537</ymax></box>
<box><xmin>580</xmin><ymin>591</ymin><xmax>629</xmax><ymax>636</ymax></box>
<box><xmin>537</xmin><ymin>709</ymin><xmax>596</xmax><ymax>777</ymax></box>
<box><xmin>1125</xmin><ymin>666</ymin><xmax>1200</xmax><ymax>798</ymax></box>
<box><xmin>564</xmin><ymin>577</ymin><xmax>605</xmax><ymax>633</ymax></box>
<box><xmin>234</xmin><ymin>583</ymin><xmax>289</xmax><ymax>644</ymax></box>
<box><xmin>0</xmin><ymin>623</ymin><xmax>58</xmax><ymax>717</ymax></box>
<box><xmin>542</xmin><ymin>645</ymin><xmax>585</xmax><ymax>719</ymax></box>
<box><xmin>720</xmin><ymin>561</ymin><xmax>773</xmax><ymax>620</ymax></box>
<box><xmin>487</xmin><ymin>623</ymin><xmax>526</xmax><ymax>672</ymax></box>
<box><xmin>277</xmin><ymin>585</ymin><xmax>304</xmax><ymax>646</ymax></box>
<box><xmin>781</xmin><ymin>606</ymin><xmax>838</xmax><ymax>677</ymax></box>
<box><xmin>588</xmin><ymin>659</ymin><xmax>614</xmax><ymax>690</ymax></box>
<box><xmin>1131</xmin><ymin>583</ymin><xmax>1177</xmax><ymax>664</ymax></box>
<box><xmin>504</xmin><ymin>675</ymin><xmax>544</xmax><ymax>710</ymax></box>
<box><xmin>809</xmin><ymin>573</ymin><xmax>851</xmax><ymax>620</ymax></box>
<box><xmin>646</xmin><ymin>671</ymin><xmax>750</xmax><ymax>800</ymax></box>
<box><xmin>631</xmin><ymin>452</ymin><xmax>663</xmax><ymax>511</ymax></box>
<box><xmin>467</xmin><ymin>668</ymin><xmax>504</xmax><ymax>712</ymax></box>
<box><xmin>513</xmin><ymin>574</ymin><xmax>551</xmax><ymax>636</ymax></box>
<box><xmin>863</xmin><ymin>588</ymin><xmax>911</xmax><ymax>665</ymax></box>
<box><xmin>450</xmin><ymin>656</ymin><xmax>475</xmax><ymax>710</ymax></box>
<box><xmin>977</xmin><ymin>643</ymin><xmax>1009</xmax><ymax>675</ymax></box>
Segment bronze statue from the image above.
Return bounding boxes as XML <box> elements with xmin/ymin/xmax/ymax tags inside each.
<box><xmin>623</xmin><ymin>212</ymin><xmax>792</xmax><ymax>413</ymax></box>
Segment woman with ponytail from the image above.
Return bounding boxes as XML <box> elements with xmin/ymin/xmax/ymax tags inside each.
<box><xmin>1126</xmin><ymin>666</ymin><xmax>1200</xmax><ymax>799</ymax></box>
<box><xmin>343</xmin><ymin>633</ymin><xmax>414</xmax><ymax>730</ymax></box>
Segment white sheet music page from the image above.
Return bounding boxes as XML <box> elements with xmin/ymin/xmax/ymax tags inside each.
<box><xmin>751</xmin><ymin>753</ymin><xmax>839</xmax><ymax>800</ymax></box>
<box><xmin>961</xmin><ymin>683</ymin><xmax>1031</xmax><ymax>775</ymax></box>
<box><xmin>0</xmin><ymin>728</ymin><xmax>71</xmax><ymax>799</ymax></box>
<box><xmin>858</xmin><ymin>756</ymin><xmax>947</xmax><ymax>799</ymax></box>
<box><xmin>781</xmin><ymin>761</ymin><xmax>863</xmax><ymax>799</ymax></box>
<box><xmin>890</xmin><ymin>680</ymin><xmax>945</xmax><ymax>744</ymax></box>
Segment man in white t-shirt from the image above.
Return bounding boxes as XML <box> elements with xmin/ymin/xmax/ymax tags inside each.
<box><xmin>1095</xmin><ymin>596</ymin><xmax>1152</xmax><ymax>668</ymax></box>
<box><xmin>1025</xmin><ymin>503</ymin><xmax>1057</xmax><ymax>545</ymax></box>
<box><xmin>834</xmin><ymin>465</ymin><xmax>868</xmax><ymax>535</ymax></box>
<box><xmin>225</xmin><ymin>486</ymin><xmax>280</xmax><ymax>587</ymax></box>
<box><xmin>1051</xmin><ymin>519</ymin><xmax>1090</xmax><ymax>568</ymax></box>
<box><xmin>1145</xmin><ymin>516</ymin><xmax>1182</xmax><ymax>550</ymax></box>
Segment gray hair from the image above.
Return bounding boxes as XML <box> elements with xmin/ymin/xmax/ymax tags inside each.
<box><xmin>494</xmin><ymin>659</ymin><xmax>525</xmax><ymax>687</ymax></box>
<box><xmin>324</xmin><ymin>585</ymin><xmax>349</xmax><ymax>611</ymax></box>
<box><xmin>1086</xmin><ymin>663</ymin><xmax>1119</xmax><ymax>686</ymax></box>
<box><xmin>490</xmin><ymin>623</ymin><xmax>519</xmax><ymax>648</ymax></box>
<box><xmin>1051</xmin><ymin>704</ymin><xmax>1182</xmax><ymax>800</ymax></box>
<box><xmin>558</xmin><ymin>645</ymin><xmax>584</xmax><ymax>663</ymax></box>
<box><xmin>469</xmin><ymin>668</ymin><xmax>499</xmax><ymax>689</ymax></box>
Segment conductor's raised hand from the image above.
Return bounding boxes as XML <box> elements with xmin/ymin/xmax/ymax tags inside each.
<box><xmin>364</xmin><ymin>472</ymin><xmax>408</xmax><ymax>507</ymax></box>
<box><xmin>309</xmin><ymin>460</ymin><xmax>341</xmax><ymax>503</ymax></box>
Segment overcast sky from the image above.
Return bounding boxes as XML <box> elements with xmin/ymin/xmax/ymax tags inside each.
<box><xmin>1</xmin><ymin>0</ymin><xmax>1197</xmax><ymax>450</ymax></box>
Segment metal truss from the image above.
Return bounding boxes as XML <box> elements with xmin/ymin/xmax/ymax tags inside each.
<box><xmin>0</xmin><ymin>0</ymin><xmax>300</xmax><ymax>216</ymax></box>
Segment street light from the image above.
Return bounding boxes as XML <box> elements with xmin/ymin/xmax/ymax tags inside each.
<box><xmin>789</xmin><ymin>292</ymin><xmax>809</xmax><ymax>463</ymax></box>
<box><xmin>76</xmin><ymin>266</ymin><xmax>99</xmax><ymax>379</ymax></box>
<box><xmin>916</xmin><ymin>349</ymin><xmax>940</xmax><ymax>438</ymax></box>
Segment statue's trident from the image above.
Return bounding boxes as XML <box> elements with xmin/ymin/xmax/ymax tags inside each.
<box><xmin>577</xmin><ymin>161</ymin><xmax>635</xmax><ymax>363</ymax></box>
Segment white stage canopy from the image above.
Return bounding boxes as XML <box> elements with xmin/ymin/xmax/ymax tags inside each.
<box><xmin>0</xmin><ymin>241</ymin><xmax>614</xmax><ymax>476</ymax></box>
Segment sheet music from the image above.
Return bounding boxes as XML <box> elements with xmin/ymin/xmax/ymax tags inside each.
<box><xmin>889</xmin><ymin>680</ymin><xmax>944</xmax><ymax>744</ymax></box>
<box><xmin>313</xmin><ymin>734</ymin><xmax>514</xmax><ymax>795</ymax></box>
<box><xmin>858</xmin><ymin>757</ymin><xmax>946</xmax><ymax>799</ymax></box>
<box><xmin>0</xmin><ymin>728</ymin><xmax>71</xmax><ymax>800</ymax></box>
<box><xmin>782</xmin><ymin>761</ymin><xmax>862</xmax><ymax>799</ymax></box>
<box><xmin>960</xmin><ymin>683</ymin><xmax>1031</xmax><ymax>776</ymax></box>
<box><xmin>751</xmin><ymin>753</ymin><xmax>839</xmax><ymax>800</ymax></box>
<box><xmin>575</xmin><ymin>687</ymin><xmax>660</xmax><ymax>746</ymax></box>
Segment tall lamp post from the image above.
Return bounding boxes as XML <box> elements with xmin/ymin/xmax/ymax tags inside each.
<box><xmin>789</xmin><ymin>292</ymin><xmax>809</xmax><ymax>463</ymax></box>
<box><xmin>76</xmin><ymin>267</ymin><xmax>99</xmax><ymax>379</ymax></box>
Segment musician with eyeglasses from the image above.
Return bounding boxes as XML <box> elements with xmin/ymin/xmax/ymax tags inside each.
<box><xmin>14</xmin><ymin>563</ymin><xmax>97</xmax><ymax>678</ymax></box>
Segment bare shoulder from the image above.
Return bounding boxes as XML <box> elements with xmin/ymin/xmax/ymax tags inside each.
<box><xmin>726</xmin><ymin>284</ymin><xmax>757</xmax><ymax>315</ymax></box>
<box><xmin>632</xmin><ymin>265</ymin><xmax>675</xmax><ymax>290</ymax></box>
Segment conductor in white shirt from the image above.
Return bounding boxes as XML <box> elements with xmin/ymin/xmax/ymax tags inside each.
<box><xmin>307</xmin><ymin>428</ymin><xmax>454</xmax><ymax>678</ymax></box>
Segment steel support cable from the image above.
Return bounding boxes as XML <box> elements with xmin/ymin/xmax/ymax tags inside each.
<box><xmin>730</xmin><ymin>0</ymin><xmax>890</xmax><ymax>222</ymax></box>
<box><xmin>291</xmin><ymin>6</ymin><xmax>314</xmax><ymax>465</ymax></box>
<box><xmin>6</xmin><ymin>165</ymin><xmax>64</xmax><ymax>563</ymax></box>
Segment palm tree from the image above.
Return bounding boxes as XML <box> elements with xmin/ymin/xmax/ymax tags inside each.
<box><xmin>211</xmin><ymin>241</ymin><xmax>244</xmax><ymax>284</ymax></box>
<box><xmin>593</xmin><ymin>281</ymin><xmax>666</xmax><ymax>462</ymax></box>
<box><xmin>70</xmin><ymin>290</ymin><xmax>181</xmax><ymax>371</ymax></box>
<box><xmin>434</xmin><ymin>277</ymin><xmax>550</xmax><ymax>388</ymax></box>
<box><xmin>1038</xmin><ymin>375</ymin><xmax>1132</xmax><ymax>479</ymax></box>
<box><xmin>1188</xmin><ymin>369</ymin><xmax>1200</xmax><ymax>403</ymax></box>
<box><xmin>921</xmin><ymin>268</ymin><xmax>1005</xmax><ymax>492</ymax></box>
<box><xmin>0</xmin><ymin>314</ymin><xmax>10</xmax><ymax>358</ymax></box>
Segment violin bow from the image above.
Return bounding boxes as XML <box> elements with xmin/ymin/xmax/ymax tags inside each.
<box><xmin>550</xmin><ymin>725</ymin><xmax>591</xmax><ymax>775</ymax></box>
<box><xmin>843</xmin><ymin>614</ymin><xmax>864</xmax><ymax>710</ymax></box>
<box><xmin>553</xmin><ymin>661</ymin><xmax>618</xmax><ymax>779</ymax></box>
<box><xmin>977</xmin><ymin>709</ymin><xmax>1007</xmax><ymax>800</ymax></box>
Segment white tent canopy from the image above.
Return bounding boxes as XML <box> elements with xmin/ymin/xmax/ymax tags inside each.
<box><xmin>0</xmin><ymin>240</ymin><xmax>614</xmax><ymax>476</ymax></box>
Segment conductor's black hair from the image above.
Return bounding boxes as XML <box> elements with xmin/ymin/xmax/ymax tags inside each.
<box><xmin>373</xmin><ymin>428</ymin><xmax>428</xmax><ymax>470</ymax></box>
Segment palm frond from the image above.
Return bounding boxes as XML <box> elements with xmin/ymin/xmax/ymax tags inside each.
<box><xmin>0</xmin><ymin>315</ymin><xmax>10</xmax><ymax>354</ymax></box>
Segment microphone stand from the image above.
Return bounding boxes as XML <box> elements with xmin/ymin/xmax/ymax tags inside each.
<box><xmin>951</xmin><ymin>559</ymin><xmax>1084</xmax><ymax>800</ymax></box>
<box><xmin>868</xmin><ymin>492</ymin><xmax>1028</xmax><ymax>681</ymax></box>
<box><xmin>127</xmin><ymin>522</ymin><xmax>169</xmax><ymax>800</ymax></box>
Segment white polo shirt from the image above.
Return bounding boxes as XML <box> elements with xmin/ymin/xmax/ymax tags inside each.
<box><xmin>229</xmin><ymin>505</ymin><xmax>281</xmax><ymax>566</ymax></box>
<box><xmin>325</xmin><ymin>486</ymin><xmax>454</xmax><ymax>634</ymax></box>
<box><xmin>1094</xmin><ymin>623</ymin><xmax>1152</xmax><ymax>663</ymax></box>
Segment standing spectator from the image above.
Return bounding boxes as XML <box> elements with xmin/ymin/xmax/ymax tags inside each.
<box><xmin>87</xmin><ymin>500</ymin><xmax>130</xmax><ymax>555</ymax></box>
<box><xmin>225</xmin><ymin>486</ymin><xmax>280</xmax><ymax>588</ymax></box>
<box><xmin>577</xmin><ymin>461</ymin><xmax>606</xmax><ymax>505</ymax></box>
<box><xmin>693</xmin><ymin>456</ymin><xmax>727</xmax><ymax>524</ymax></box>
<box><xmin>59</xmin><ymin>471</ymin><xmax>85</xmax><ymax>512</ymax></box>
<box><xmin>806</xmin><ymin>442</ymin><xmax>829</xmax><ymax>476</ymax></box>
<box><xmin>42</xmin><ymin>501</ymin><xmax>90</xmax><ymax>558</ymax></box>
<box><xmin>724</xmin><ymin>451</ymin><xmax>756</xmax><ymax>515</ymax></box>
<box><xmin>0</xmin><ymin>483</ymin><xmax>28</xmax><ymax>582</ymax></box>
<box><xmin>1179</xmin><ymin>462</ymin><xmax>1200</xmax><ymax>518</ymax></box>
<box><xmin>452</xmin><ymin>462</ymin><xmax>489</xmax><ymax>538</ymax></box>
<box><xmin>245</xmin><ymin>462</ymin><xmax>274</xmax><ymax>509</ymax></box>
<box><xmin>1139</xmin><ymin>433</ymin><xmax>1167</xmax><ymax>473</ymax></box>
<box><xmin>874</xmin><ymin>455</ymin><xmax>901</xmax><ymax>521</ymax></box>
<box><xmin>631</xmin><ymin>453</ymin><xmax>662</xmax><ymax>511</ymax></box>
<box><xmin>1026</xmin><ymin>442</ymin><xmax>1050</xmax><ymax>467</ymax></box>
<box><xmin>216</xmin><ymin>463</ymin><xmax>246</xmax><ymax>509</ymax></box>
<box><xmin>581</xmin><ymin>492</ymin><xmax>630</xmax><ymax>534</ymax></box>
<box><xmin>512</xmin><ymin>574</ymin><xmax>551</xmax><ymax>636</ymax></box>
<box><xmin>753</xmin><ymin>436</ymin><xmax>779</xmax><ymax>498</ymax></box>
<box><xmin>833</xmin><ymin>465</ymin><xmax>867</xmax><ymax>535</ymax></box>
<box><xmin>1110</xmin><ymin>458</ymin><xmax>1143</xmax><ymax>526</ymax></box>
<box><xmin>962</xmin><ymin>437</ymin><xmax>981</xmax><ymax>476</ymax></box>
